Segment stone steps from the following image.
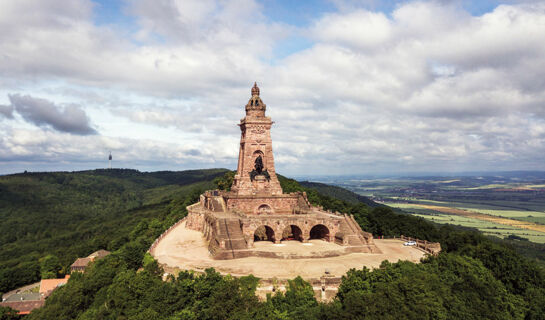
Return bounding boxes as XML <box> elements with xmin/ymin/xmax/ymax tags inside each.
<box><xmin>210</xmin><ymin>197</ymin><xmax>226</xmax><ymax>212</ymax></box>
<box><xmin>218</xmin><ymin>218</ymin><xmax>247</xmax><ymax>252</ymax></box>
<box><xmin>338</xmin><ymin>215</ymin><xmax>366</xmax><ymax>246</ymax></box>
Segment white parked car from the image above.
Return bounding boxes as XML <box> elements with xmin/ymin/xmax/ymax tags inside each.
<box><xmin>403</xmin><ymin>241</ymin><xmax>417</xmax><ymax>246</ymax></box>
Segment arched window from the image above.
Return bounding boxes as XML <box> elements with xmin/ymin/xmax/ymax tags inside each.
<box><xmin>257</xmin><ymin>204</ymin><xmax>272</xmax><ymax>215</ymax></box>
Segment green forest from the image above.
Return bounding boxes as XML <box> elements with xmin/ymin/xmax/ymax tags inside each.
<box><xmin>0</xmin><ymin>169</ymin><xmax>226</xmax><ymax>294</ymax></box>
<box><xmin>1</xmin><ymin>169</ymin><xmax>544</xmax><ymax>319</ymax></box>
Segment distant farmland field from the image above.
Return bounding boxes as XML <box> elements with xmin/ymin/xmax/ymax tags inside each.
<box><xmin>328</xmin><ymin>173</ymin><xmax>545</xmax><ymax>244</ymax></box>
<box><xmin>386</xmin><ymin>202</ymin><xmax>545</xmax><ymax>243</ymax></box>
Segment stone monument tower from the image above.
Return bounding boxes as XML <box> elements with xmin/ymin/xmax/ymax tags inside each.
<box><xmin>185</xmin><ymin>83</ymin><xmax>380</xmax><ymax>259</ymax></box>
<box><xmin>231</xmin><ymin>82</ymin><xmax>283</xmax><ymax>195</ymax></box>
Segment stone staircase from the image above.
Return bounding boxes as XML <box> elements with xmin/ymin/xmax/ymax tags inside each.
<box><xmin>338</xmin><ymin>214</ymin><xmax>369</xmax><ymax>246</ymax></box>
<box><xmin>209</xmin><ymin>196</ymin><xmax>226</xmax><ymax>212</ymax></box>
<box><xmin>216</xmin><ymin>218</ymin><xmax>247</xmax><ymax>258</ymax></box>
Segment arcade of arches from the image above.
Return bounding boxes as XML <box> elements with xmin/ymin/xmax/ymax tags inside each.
<box><xmin>253</xmin><ymin>224</ymin><xmax>307</xmax><ymax>243</ymax></box>
<box><xmin>251</xmin><ymin>223</ymin><xmax>332</xmax><ymax>245</ymax></box>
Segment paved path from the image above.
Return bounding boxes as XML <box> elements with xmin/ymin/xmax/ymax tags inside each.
<box><xmin>153</xmin><ymin>221</ymin><xmax>425</xmax><ymax>279</ymax></box>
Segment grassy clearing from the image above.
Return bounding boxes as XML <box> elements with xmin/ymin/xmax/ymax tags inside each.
<box><xmin>455</xmin><ymin>183</ymin><xmax>545</xmax><ymax>190</ymax></box>
<box><xmin>517</xmin><ymin>216</ymin><xmax>545</xmax><ymax>225</ymax></box>
<box><xmin>523</xmin><ymin>184</ymin><xmax>545</xmax><ymax>188</ymax></box>
<box><xmin>385</xmin><ymin>198</ymin><xmax>450</xmax><ymax>205</ymax></box>
<box><xmin>416</xmin><ymin>204</ymin><xmax>545</xmax><ymax>233</ymax></box>
<box><xmin>457</xmin><ymin>207</ymin><xmax>545</xmax><ymax>219</ymax></box>
<box><xmin>388</xmin><ymin>198</ymin><xmax>545</xmax><ymax>214</ymax></box>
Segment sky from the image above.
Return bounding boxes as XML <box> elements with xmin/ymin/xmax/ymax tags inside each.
<box><xmin>1</xmin><ymin>0</ymin><xmax>545</xmax><ymax>176</ymax></box>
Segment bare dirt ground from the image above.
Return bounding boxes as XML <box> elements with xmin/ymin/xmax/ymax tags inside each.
<box><xmin>152</xmin><ymin>221</ymin><xmax>425</xmax><ymax>279</ymax></box>
<box><xmin>415</xmin><ymin>204</ymin><xmax>545</xmax><ymax>233</ymax></box>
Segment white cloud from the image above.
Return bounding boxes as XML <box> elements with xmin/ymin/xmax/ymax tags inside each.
<box><xmin>310</xmin><ymin>10</ymin><xmax>393</xmax><ymax>49</ymax></box>
<box><xmin>1</xmin><ymin>0</ymin><xmax>545</xmax><ymax>175</ymax></box>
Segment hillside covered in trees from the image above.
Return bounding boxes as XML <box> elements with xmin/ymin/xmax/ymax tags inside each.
<box><xmin>0</xmin><ymin>170</ymin><xmax>544</xmax><ymax>319</ymax></box>
<box><xmin>0</xmin><ymin>169</ymin><xmax>227</xmax><ymax>295</ymax></box>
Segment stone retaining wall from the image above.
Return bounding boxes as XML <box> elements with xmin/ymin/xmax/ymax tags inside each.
<box><xmin>148</xmin><ymin>216</ymin><xmax>188</xmax><ymax>255</ymax></box>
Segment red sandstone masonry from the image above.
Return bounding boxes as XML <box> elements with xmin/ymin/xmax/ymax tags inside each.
<box><xmin>231</xmin><ymin>83</ymin><xmax>283</xmax><ymax>196</ymax></box>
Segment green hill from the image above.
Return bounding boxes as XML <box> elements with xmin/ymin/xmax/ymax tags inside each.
<box><xmin>0</xmin><ymin>168</ymin><xmax>227</xmax><ymax>294</ymax></box>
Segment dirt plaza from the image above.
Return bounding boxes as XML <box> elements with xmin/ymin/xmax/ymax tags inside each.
<box><xmin>153</xmin><ymin>220</ymin><xmax>426</xmax><ymax>280</ymax></box>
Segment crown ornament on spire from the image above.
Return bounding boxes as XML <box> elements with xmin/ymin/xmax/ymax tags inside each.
<box><xmin>245</xmin><ymin>82</ymin><xmax>266</xmax><ymax>115</ymax></box>
<box><xmin>251</xmin><ymin>82</ymin><xmax>260</xmax><ymax>96</ymax></box>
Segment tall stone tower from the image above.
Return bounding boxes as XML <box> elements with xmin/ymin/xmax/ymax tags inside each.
<box><xmin>231</xmin><ymin>83</ymin><xmax>283</xmax><ymax>195</ymax></box>
<box><xmin>184</xmin><ymin>82</ymin><xmax>380</xmax><ymax>258</ymax></box>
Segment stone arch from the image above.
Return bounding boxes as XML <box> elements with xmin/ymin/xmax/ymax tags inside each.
<box><xmin>281</xmin><ymin>225</ymin><xmax>303</xmax><ymax>242</ymax></box>
<box><xmin>256</xmin><ymin>204</ymin><xmax>274</xmax><ymax>215</ymax></box>
<box><xmin>309</xmin><ymin>224</ymin><xmax>330</xmax><ymax>241</ymax></box>
<box><xmin>254</xmin><ymin>225</ymin><xmax>275</xmax><ymax>242</ymax></box>
<box><xmin>253</xmin><ymin>150</ymin><xmax>264</xmax><ymax>158</ymax></box>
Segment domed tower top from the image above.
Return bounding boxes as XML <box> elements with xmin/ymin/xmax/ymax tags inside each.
<box><xmin>245</xmin><ymin>82</ymin><xmax>266</xmax><ymax>117</ymax></box>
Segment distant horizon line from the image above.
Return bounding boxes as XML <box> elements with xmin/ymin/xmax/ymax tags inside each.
<box><xmin>2</xmin><ymin>167</ymin><xmax>545</xmax><ymax>179</ymax></box>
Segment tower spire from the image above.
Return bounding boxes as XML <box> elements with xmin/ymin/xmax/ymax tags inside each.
<box><xmin>245</xmin><ymin>82</ymin><xmax>266</xmax><ymax>117</ymax></box>
<box><xmin>251</xmin><ymin>82</ymin><xmax>260</xmax><ymax>96</ymax></box>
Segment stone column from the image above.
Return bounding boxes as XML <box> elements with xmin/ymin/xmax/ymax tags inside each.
<box><xmin>302</xmin><ymin>231</ymin><xmax>310</xmax><ymax>243</ymax></box>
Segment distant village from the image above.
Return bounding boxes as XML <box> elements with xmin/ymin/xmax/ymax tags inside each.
<box><xmin>0</xmin><ymin>250</ymin><xmax>110</xmax><ymax>315</ymax></box>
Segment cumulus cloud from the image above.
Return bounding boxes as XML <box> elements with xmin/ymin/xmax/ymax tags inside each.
<box><xmin>0</xmin><ymin>126</ymin><xmax>237</xmax><ymax>174</ymax></box>
<box><xmin>0</xmin><ymin>0</ymin><xmax>286</xmax><ymax>97</ymax></box>
<box><xmin>1</xmin><ymin>0</ymin><xmax>545</xmax><ymax>175</ymax></box>
<box><xmin>7</xmin><ymin>94</ymin><xmax>97</xmax><ymax>135</ymax></box>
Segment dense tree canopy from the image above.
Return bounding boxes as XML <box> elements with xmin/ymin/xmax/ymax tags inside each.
<box><xmin>0</xmin><ymin>169</ymin><xmax>226</xmax><ymax>294</ymax></box>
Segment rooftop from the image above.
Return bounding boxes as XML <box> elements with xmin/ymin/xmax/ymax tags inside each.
<box><xmin>71</xmin><ymin>257</ymin><xmax>91</xmax><ymax>268</ymax></box>
<box><xmin>3</xmin><ymin>292</ymin><xmax>40</xmax><ymax>302</ymax></box>
<box><xmin>0</xmin><ymin>300</ymin><xmax>45</xmax><ymax>315</ymax></box>
<box><xmin>88</xmin><ymin>249</ymin><xmax>110</xmax><ymax>259</ymax></box>
<box><xmin>39</xmin><ymin>275</ymin><xmax>70</xmax><ymax>296</ymax></box>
